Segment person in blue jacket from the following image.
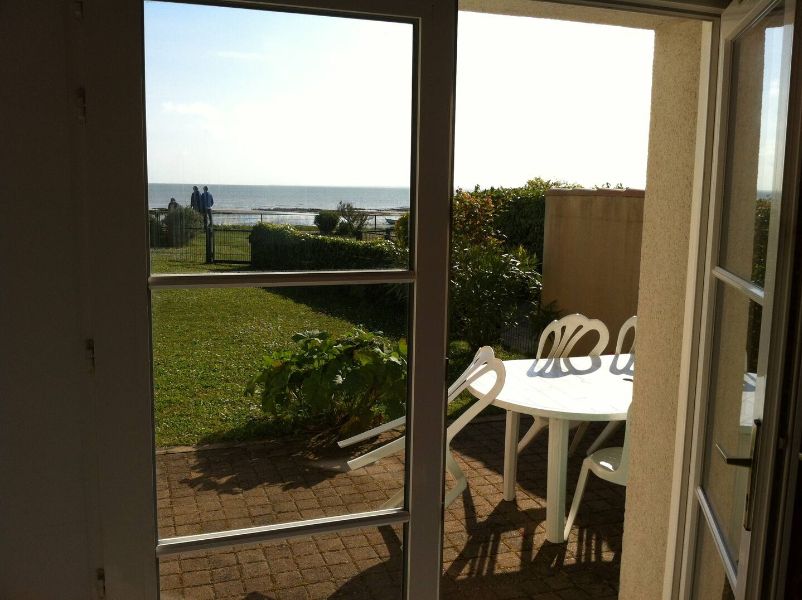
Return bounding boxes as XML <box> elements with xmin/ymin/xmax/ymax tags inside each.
<box><xmin>200</xmin><ymin>185</ymin><xmax>214</xmax><ymax>230</ymax></box>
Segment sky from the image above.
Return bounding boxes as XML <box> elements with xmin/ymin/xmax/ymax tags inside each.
<box><xmin>144</xmin><ymin>2</ymin><xmax>656</xmax><ymax>189</ymax></box>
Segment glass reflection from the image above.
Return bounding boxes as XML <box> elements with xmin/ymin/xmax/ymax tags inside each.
<box><xmin>719</xmin><ymin>8</ymin><xmax>788</xmax><ymax>286</ymax></box>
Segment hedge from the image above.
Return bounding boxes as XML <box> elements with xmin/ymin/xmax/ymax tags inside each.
<box><xmin>149</xmin><ymin>207</ymin><xmax>203</xmax><ymax>248</ymax></box>
<box><xmin>249</xmin><ymin>223</ymin><xmax>407</xmax><ymax>270</ymax></box>
<box><xmin>459</xmin><ymin>178</ymin><xmax>581</xmax><ymax>264</ymax></box>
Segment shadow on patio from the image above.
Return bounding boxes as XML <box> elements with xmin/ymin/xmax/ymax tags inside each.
<box><xmin>158</xmin><ymin>419</ymin><xmax>624</xmax><ymax>599</ymax></box>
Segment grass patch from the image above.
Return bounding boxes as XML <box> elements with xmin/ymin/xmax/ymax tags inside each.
<box><xmin>150</xmin><ymin>246</ymin><xmax>523</xmax><ymax>448</ymax></box>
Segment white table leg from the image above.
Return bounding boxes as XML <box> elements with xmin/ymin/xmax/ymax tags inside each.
<box><xmin>503</xmin><ymin>410</ymin><xmax>520</xmax><ymax>501</ymax></box>
<box><xmin>546</xmin><ymin>418</ymin><xmax>570</xmax><ymax>543</ymax></box>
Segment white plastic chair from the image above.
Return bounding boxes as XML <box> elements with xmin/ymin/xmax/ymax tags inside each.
<box><xmin>564</xmin><ymin>405</ymin><xmax>632</xmax><ymax>540</ymax></box>
<box><xmin>339</xmin><ymin>346</ymin><xmax>506</xmax><ymax>508</ymax></box>
<box><xmin>583</xmin><ymin>315</ymin><xmax>637</xmax><ymax>456</ymax></box>
<box><xmin>516</xmin><ymin>314</ymin><xmax>610</xmax><ymax>455</ymax></box>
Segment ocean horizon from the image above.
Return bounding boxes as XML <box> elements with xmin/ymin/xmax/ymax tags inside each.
<box><xmin>149</xmin><ymin>183</ymin><xmax>410</xmax><ymax>210</ymax></box>
<box><xmin>148</xmin><ymin>183</ymin><xmax>410</xmax><ymax>226</ymax></box>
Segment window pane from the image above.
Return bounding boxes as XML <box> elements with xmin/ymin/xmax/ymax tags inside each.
<box><xmin>691</xmin><ymin>520</ymin><xmax>735</xmax><ymax>600</ymax></box>
<box><xmin>153</xmin><ymin>284</ymin><xmax>409</xmax><ymax>532</ymax></box>
<box><xmin>159</xmin><ymin>526</ymin><xmax>402</xmax><ymax>598</ymax></box>
<box><xmin>699</xmin><ymin>281</ymin><xmax>762</xmax><ymax>564</ymax></box>
<box><xmin>144</xmin><ymin>2</ymin><xmax>413</xmax><ymax>275</ymax></box>
<box><xmin>718</xmin><ymin>6</ymin><xmax>788</xmax><ymax>286</ymax></box>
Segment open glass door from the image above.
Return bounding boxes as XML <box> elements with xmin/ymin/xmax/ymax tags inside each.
<box><xmin>143</xmin><ymin>1</ymin><xmax>456</xmax><ymax>596</ymax></box>
<box><xmin>87</xmin><ymin>0</ymin><xmax>456</xmax><ymax>597</ymax></box>
<box><xmin>683</xmin><ymin>0</ymin><xmax>797</xmax><ymax>597</ymax></box>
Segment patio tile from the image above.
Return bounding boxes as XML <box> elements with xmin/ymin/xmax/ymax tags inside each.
<box><xmin>157</xmin><ymin>420</ymin><xmax>624</xmax><ymax>598</ymax></box>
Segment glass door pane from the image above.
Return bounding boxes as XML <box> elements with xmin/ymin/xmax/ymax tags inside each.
<box><xmin>145</xmin><ymin>2</ymin><xmax>413</xmax><ymax>275</ymax></box>
<box><xmin>691</xmin><ymin>0</ymin><xmax>792</xmax><ymax>595</ymax></box>
<box><xmin>142</xmin><ymin>2</ymin><xmax>439</xmax><ymax>597</ymax></box>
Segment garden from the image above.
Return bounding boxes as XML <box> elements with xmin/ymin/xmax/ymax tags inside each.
<box><xmin>150</xmin><ymin>179</ymin><xmax>577</xmax><ymax>448</ymax></box>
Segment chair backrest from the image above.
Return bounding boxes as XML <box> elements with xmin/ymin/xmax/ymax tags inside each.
<box><xmin>536</xmin><ymin>314</ymin><xmax>610</xmax><ymax>359</ymax></box>
<box><xmin>446</xmin><ymin>346</ymin><xmax>505</xmax><ymax>443</ymax></box>
<box><xmin>616</xmin><ymin>315</ymin><xmax>637</xmax><ymax>355</ymax></box>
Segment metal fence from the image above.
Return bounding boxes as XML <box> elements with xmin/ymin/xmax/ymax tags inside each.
<box><xmin>500</xmin><ymin>312</ymin><xmax>539</xmax><ymax>354</ymax></box>
<box><xmin>149</xmin><ymin>209</ymin><xmax>395</xmax><ymax>264</ymax></box>
<box><xmin>149</xmin><ymin>210</ymin><xmax>252</xmax><ymax>264</ymax></box>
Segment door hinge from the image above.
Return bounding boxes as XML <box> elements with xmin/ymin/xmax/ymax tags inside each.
<box><xmin>85</xmin><ymin>338</ymin><xmax>95</xmax><ymax>374</ymax></box>
<box><xmin>76</xmin><ymin>88</ymin><xmax>87</xmax><ymax>123</ymax></box>
<box><xmin>72</xmin><ymin>0</ymin><xmax>84</xmax><ymax>20</ymax></box>
<box><xmin>95</xmin><ymin>567</ymin><xmax>105</xmax><ymax>599</ymax></box>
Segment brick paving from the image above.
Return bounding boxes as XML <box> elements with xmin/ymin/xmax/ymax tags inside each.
<box><xmin>157</xmin><ymin>419</ymin><xmax>624</xmax><ymax>599</ymax></box>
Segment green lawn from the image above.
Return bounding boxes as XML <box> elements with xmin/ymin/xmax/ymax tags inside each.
<box><xmin>150</xmin><ymin>247</ymin><xmax>521</xmax><ymax>448</ymax></box>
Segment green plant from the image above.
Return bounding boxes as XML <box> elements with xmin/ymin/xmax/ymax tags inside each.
<box><xmin>394</xmin><ymin>213</ymin><xmax>409</xmax><ymax>248</ymax></box>
<box><xmin>149</xmin><ymin>214</ymin><xmax>165</xmax><ymax>248</ymax></box>
<box><xmin>335</xmin><ymin>220</ymin><xmax>355</xmax><ymax>237</ymax></box>
<box><xmin>314</xmin><ymin>210</ymin><xmax>340</xmax><ymax>235</ymax></box>
<box><xmin>452</xmin><ymin>190</ymin><xmax>500</xmax><ymax>247</ymax></box>
<box><xmin>245</xmin><ymin>329</ymin><xmax>408</xmax><ymax>435</ymax></box>
<box><xmin>164</xmin><ymin>206</ymin><xmax>202</xmax><ymax>247</ymax></box>
<box><xmin>487</xmin><ymin>177</ymin><xmax>581</xmax><ymax>262</ymax></box>
<box><xmin>450</xmin><ymin>244</ymin><xmax>541</xmax><ymax>348</ymax></box>
<box><xmin>337</xmin><ymin>202</ymin><xmax>370</xmax><ymax>237</ymax></box>
<box><xmin>249</xmin><ymin>223</ymin><xmax>406</xmax><ymax>271</ymax></box>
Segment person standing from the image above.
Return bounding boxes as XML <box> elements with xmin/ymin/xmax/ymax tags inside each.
<box><xmin>167</xmin><ymin>197</ymin><xmax>179</xmax><ymax>211</ymax></box>
<box><xmin>190</xmin><ymin>185</ymin><xmax>201</xmax><ymax>212</ymax></box>
<box><xmin>200</xmin><ymin>185</ymin><xmax>214</xmax><ymax>230</ymax></box>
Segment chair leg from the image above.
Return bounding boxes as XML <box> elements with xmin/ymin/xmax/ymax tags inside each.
<box><xmin>568</xmin><ymin>422</ymin><xmax>589</xmax><ymax>456</ymax></box>
<box><xmin>382</xmin><ymin>488</ymin><xmax>404</xmax><ymax>509</ymax></box>
<box><xmin>585</xmin><ymin>421</ymin><xmax>622</xmax><ymax>456</ymax></box>
<box><xmin>564</xmin><ymin>460</ymin><xmax>591</xmax><ymax>540</ymax></box>
<box><xmin>347</xmin><ymin>436</ymin><xmax>406</xmax><ymax>471</ymax></box>
<box><xmin>517</xmin><ymin>417</ymin><xmax>548</xmax><ymax>454</ymax></box>
<box><xmin>444</xmin><ymin>450</ymin><xmax>467</xmax><ymax>507</ymax></box>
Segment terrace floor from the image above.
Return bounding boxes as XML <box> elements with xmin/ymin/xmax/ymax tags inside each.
<box><xmin>157</xmin><ymin>419</ymin><xmax>624</xmax><ymax>599</ymax></box>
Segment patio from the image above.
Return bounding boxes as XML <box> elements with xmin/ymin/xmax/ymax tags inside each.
<box><xmin>157</xmin><ymin>418</ymin><xmax>624</xmax><ymax>599</ymax></box>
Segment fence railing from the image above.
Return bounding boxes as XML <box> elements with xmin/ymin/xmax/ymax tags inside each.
<box><xmin>149</xmin><ymin>209</ymin><xmax>396</xmax><ymax>264</ymax></box>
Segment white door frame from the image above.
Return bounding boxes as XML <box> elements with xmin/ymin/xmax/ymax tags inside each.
<box><xmin>87</xmin><ymin>0</ymin><xmax>802</xmax><ymax>597</ymax></box>
<box><xmin>84</xmin><ymin>0</ymin><xmax>456</xmax><ymax>597</ymax></box>
<box><xmin>671</xmin><ymin>0</ymin><xmax>802</xmax><ymax>597</ymax></box>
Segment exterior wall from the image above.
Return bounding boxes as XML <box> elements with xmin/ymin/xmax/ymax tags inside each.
<box><xmin>541</xmin><ymin>189</ymin><xmax>645</xmax><ymax>354</ymax></box>
<box><xmin>0</xmin><ymin>1</ymin><xmax>96</xmax><ymax>598</ymax></box>
<box><xmin>619</xmin><ymin>18</ymin><xmax>705</xmax><ymax>600</ymax></box>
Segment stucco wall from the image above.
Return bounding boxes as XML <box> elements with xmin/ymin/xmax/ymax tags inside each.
<box><xmin>618</xmin><ymin>18</ymin><xmax>705</xmax><ymax>600</ymax></box>
<box><xmin>541</xmin><ymin>189</ymin><xmax>644</xmax><ymax>354</ymax></box>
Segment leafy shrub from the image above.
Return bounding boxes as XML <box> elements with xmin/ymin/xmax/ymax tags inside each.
<box><xmin>452</xmin><ymin>190</ymin><xmax>500</xmax><ymax>246</ymax></box>
<box><xmin>245</xmin><ymin>329</ymin><xmax>407</xmax><ymax>435</ymax></box>
<box><xmin>249</xmin><ymin>223</ymin><xmax>406</xmax><ymax>270</ymax></box>
<box><xmin>394</xmin><ymin>213</ymin><xmax>409</xmax><ymax>248</ymax></box>
<box><xmin>314</xmin><ymin>210</ymin><xmax>340</xmax><ymax>235</ymax></box>
<box><xmin>149</xmin><ymin>215</ymin><xmax>164</xmax><ymax>248</ymax></box>
<box><xmin>450</xmin><ymin>244</ymin><xmax>541</xmax><ymax>347</ymax></box>
<box><xmin>481</xmin><ymin>177</ymin><xmax>581</xmax><ymax>262</ymax></box>
<box><xmin>164</xmin><ymin>206</ymin><xmax>202</xmax><ymax>247</ymax></box>
<box><xmin>337</xmin><ymin>202</ymin><xmax>369</xmax><ymax>237</ymax></box>
<box><xmin>335</xmin><ymin>220</ymin><xmax>355</xmax><ymax>237</ymax></box>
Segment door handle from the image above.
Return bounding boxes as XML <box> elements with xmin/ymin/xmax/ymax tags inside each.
<box><xmin>714</xmin><ymin>419</ymin><xmax>762</xmax><ymax>531</ymax></box>
<box><xmin>715</xmin><ymin>443</ymin><xmax>752</xmax><ymax>467</ymax></box>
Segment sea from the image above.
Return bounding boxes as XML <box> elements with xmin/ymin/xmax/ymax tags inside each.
<box><xmin>149</xmin><ymin>183</ymin><xmax>410</xmax><ymax>226</ymax></box>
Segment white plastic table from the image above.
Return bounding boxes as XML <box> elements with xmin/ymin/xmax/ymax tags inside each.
<box><xmin>469</xmin><ymin>353</ymin><xmax>634</xmax><ymax>543</ymax></box>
